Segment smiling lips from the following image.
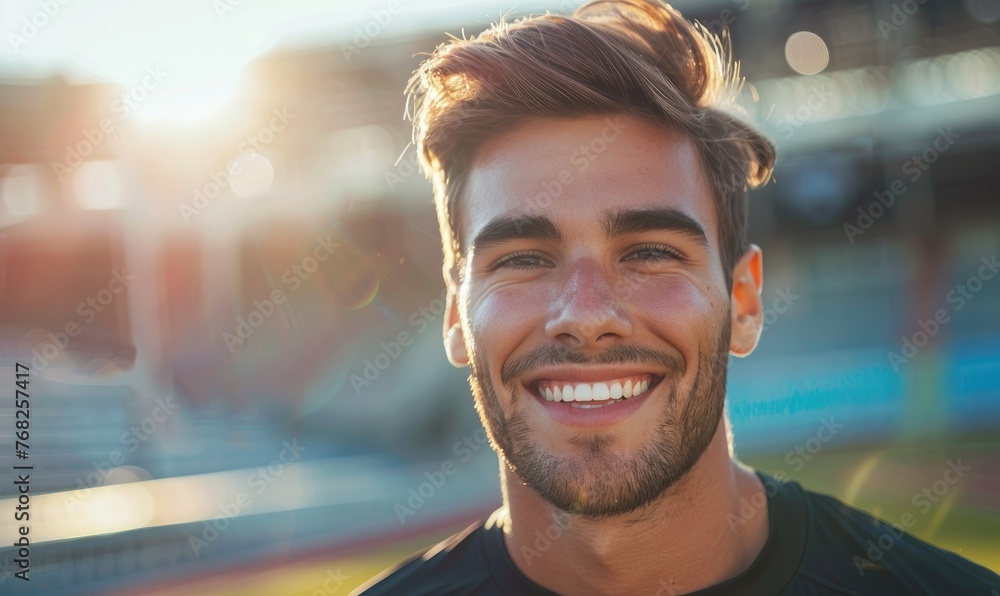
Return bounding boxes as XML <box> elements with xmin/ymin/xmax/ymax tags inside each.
<box><xmin>535</xmin><ymin>374</ymin><xmax>655</xmax><ymax>408</ymax></box>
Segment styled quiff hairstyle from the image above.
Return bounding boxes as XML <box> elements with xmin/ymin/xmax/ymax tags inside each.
<box><xmin>406</xmin><ymin>0</ymin><xmax>776</xmax><ymax>289</ymax></box>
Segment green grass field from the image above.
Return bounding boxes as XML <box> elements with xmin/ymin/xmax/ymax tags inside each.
<box><xmin>159</xmin><ymin>430</ymin><xmax>999</xmax><ymax>595</ymax></box>
<box><xmin>744</xmin><ymin>430</ymin><xmax>1000</xmax><ymax>573</ymax></box>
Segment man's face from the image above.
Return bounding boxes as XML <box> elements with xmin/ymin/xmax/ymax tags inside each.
<box><xmin>445</xmin><ymin>116</ymin><xmax>758</xmax><ymax>517</ymax></box>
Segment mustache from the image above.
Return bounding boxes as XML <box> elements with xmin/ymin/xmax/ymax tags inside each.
<box><xmin>500</xmin><ymin>343</ymin><xmax>684</xmax><ymax>386</ymax></box>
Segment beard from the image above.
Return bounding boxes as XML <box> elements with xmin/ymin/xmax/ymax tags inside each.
<box><xmin>468</xmin><ymin>318</ymin><xmax>731</xmax><ymax>519</ymax></box>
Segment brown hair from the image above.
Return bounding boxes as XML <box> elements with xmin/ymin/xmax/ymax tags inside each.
<box><xmin>405</xmin><ymin>0</ymin><xmax>776</xmax><ymax>289</ymax></box>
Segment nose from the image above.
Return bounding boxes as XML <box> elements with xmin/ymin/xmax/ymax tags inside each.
<box><xmin>545</xmin><ymin>257</ymin><xmax>633</xmax><ymax>350</ymax></box>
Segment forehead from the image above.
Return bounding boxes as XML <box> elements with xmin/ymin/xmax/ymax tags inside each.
<box><xmin>460</xmin><ymin>116</ymin><xmax>718</xmax><ymax>248</ymax></box>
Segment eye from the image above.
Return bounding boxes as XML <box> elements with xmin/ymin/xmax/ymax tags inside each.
<box><xmin>623</xmin><ymin>243</ymin><xmax>684</xmax><ymax>263</ymax></box>
<box><xmin>491</xmin><ymin>251</ymin><xmax>548</xmax><ymax>271</ymax></box>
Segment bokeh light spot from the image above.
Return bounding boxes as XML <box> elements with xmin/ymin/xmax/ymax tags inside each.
<box><xmin>785</xmin><ymin>31</ymin><xmax>830</xmax><ymax>75</ymax></box>
<box><xmin>229</xmin><ymin>152</ymin><xmax>274</xmax><ymax>198</ymax></box>
<box><xmin>332</xmin><ymin>258</ymin><xmax>380</xmax><ymax>310</ymax></box>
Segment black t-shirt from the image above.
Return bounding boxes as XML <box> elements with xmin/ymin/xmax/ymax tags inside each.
<box><xmin>355</xmin><ymin>472</ymin><xmax>1000</xmax><ymax>595</ymax></box>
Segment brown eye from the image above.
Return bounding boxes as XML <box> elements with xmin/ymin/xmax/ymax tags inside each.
<box><xmin>492</xmin><ymin>251</ymin><xmax>547</xmax><ymax>271</ymax></box>
<box><xmin>624</xmin><ymin>243</ymin><xmax>684</xmax><ymax>263</ymax></box>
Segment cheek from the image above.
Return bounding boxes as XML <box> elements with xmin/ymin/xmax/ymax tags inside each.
<box><xmin>468</xmin><ymin>284</ymin><xmax>548</xmax><ymax>354</ymax></box>
<box><xmin>632</xmin><ymin>276</ymin><xmax>722</xmax><ymax>336</ymax></box>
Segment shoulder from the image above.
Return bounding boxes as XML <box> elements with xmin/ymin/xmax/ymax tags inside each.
<box><xmin>793</xmin><ymin>483</ymin><xmax>1000</xmax><ymax>594</ymax></box>
<box><xmin>351</xmin><ymin>520</ymin><xmax>494</xmax><ymax>596</ymax></box>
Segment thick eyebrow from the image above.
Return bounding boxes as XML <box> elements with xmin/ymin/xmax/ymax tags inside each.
<box><xmin>600</xmin><ymin>206</ymin><xmax>708</xmax><ymax>246</ymax></box>
<box><xmin>469</xmin><ymin>214</ymin><xmax>564</xmax><ymax>254</ymax></box>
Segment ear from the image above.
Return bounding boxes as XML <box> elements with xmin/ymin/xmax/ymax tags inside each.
<box><xmin>442</xmin><ymin>272</ymin><xmax>469</xmax><ymax>368</ymax></box>
<box><xmin>729</xmin><ymin>244</ymin><xmax>763</xmax><ymax>358</ymax></box>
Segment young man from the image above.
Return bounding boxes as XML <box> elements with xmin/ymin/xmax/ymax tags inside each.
<box><xmin>356</xmin><ymin>1</ymin><xmax>1000</xmax><ymax>593</ymax></box>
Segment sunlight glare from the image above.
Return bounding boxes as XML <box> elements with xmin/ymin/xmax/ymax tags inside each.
<box><xmin>128</xmin><ymin>71</ymin><xmax>248</xmax><ymax>128</ymax></box>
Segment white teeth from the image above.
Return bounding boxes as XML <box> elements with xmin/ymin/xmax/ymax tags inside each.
<box><xmin>539</xmin><ymin>377</ymin><xmax>653</xmax><ymax>403</ymax></box>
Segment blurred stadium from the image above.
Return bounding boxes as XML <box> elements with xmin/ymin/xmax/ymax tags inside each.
<box><xmin>0</xmin><ymin>0</ymin><xmax>997</xmax><ymax>593</ymax></box>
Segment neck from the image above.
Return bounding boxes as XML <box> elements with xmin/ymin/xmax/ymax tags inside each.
<box><xmin>498</xmin><ymin>420</ymin><xmax>770</xmax><ymax>595</ymax></box>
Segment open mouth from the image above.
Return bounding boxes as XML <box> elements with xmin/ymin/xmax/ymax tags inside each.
<box><xmin>529</xmin><ymin>374</ymin><xmax>662</xmax><ymax>409</ymax></box>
